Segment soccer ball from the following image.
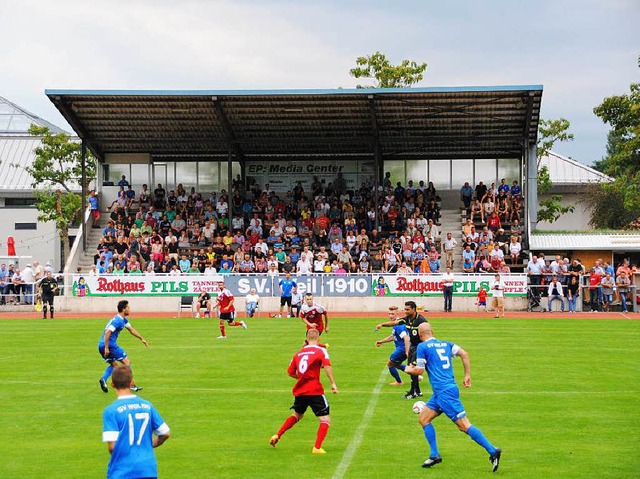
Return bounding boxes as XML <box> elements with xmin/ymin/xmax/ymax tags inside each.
<box><xmin>412</xmin><ymin>401</ymin><xmax>426</xmax><ymax>414</ymax></box>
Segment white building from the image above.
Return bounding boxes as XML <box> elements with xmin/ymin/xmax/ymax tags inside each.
<box><xmin>0</xmin><ymin>96</ymin><xmax>77</xmax><ymax>271</ymax></box>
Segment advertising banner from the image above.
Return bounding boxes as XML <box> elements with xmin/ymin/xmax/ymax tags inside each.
<box><xmin>371</xmin><ymin>274</ymin><xmax>528</xmax><ymax>297</ymax></box>
<box><xmin>71</xmin><ymin>274</ymin><xmax>373</xmax><ymax>297</ymax></box>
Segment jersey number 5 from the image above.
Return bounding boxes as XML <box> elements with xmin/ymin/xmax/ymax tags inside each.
<box><xmin>127</xmin><ymin>412</ymin><xmax>150</xmax><ymax>446</ymax></box>
<box><xmin>436</xmin><ymin>349</ymin><xmax>450</xmax><ymax>369</ymax></box>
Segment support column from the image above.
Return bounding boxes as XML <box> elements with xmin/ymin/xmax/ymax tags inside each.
<box><xmin>228</xmin><ymin>149</ymin><xmax>234</xmax><ymax>217</ymax></box>
<box><xmin>374</xmin><ymin>145</ymin><xmax>381</xmax><ymax>232</ymax></box>
<box><xmin>526</xmin><ymin>142</ymin><xmax>538</xmax><ymax>233</ymax></box>
<box><xmin>81</xmin><ymin>141</ymin><xmax>87</xmax><ymax>252</ymax></box>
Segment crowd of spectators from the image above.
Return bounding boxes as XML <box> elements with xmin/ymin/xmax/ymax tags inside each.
<box><xmin>89</xmin><ymin>174</ymin><xmax>452</xmax><ymax>275</ymax></box>
<box><xmin>0</xmin><ymin>260</ymin><xmax>53</xmax><ymax>305</ymax></box>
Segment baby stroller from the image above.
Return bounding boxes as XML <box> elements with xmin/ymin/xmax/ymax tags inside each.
<box><xmin>528</xmin><ymin>287</ymin><xmax>541</xmax><ymax>311</ymax></box>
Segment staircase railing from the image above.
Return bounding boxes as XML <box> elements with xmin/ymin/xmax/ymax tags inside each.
<box><xmin>63</xmin><ymin>206</ymin><xmax>92</xmax><ymax>275</ymax></box>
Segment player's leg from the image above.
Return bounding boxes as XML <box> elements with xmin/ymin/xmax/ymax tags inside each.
<box><xmin>419</xmin><ymin>400</ymin><xmax>442</xmax><ymax>467</ymax></box>
<box><xmin>278</xmin><ymin>296</ymin><xmax>285</xmax><ymax>317</ymax></box>
<box><xmin>386</xmin><ymin>358</ymin><xmax>403</xmax><ymax>385</ymax></box>
<box><xmin>218</xmin><ymin>317</ymin><xmax>226</xmax><ymax>338</ymax></box>
<box><xmin>228</xmin><ymin>312</ymin><xmax>247</xmax><ymax>329</ymax></box>
<box><xmin>271</xmin><ymin>398</ymin><xmax>306</xmax><ymax>447</ymax></box>
<box><xmin>311</xmin><ymin>395</ymin><xmax>331</xmax><ymax>453</ymax></box>
<box><xmin>195</xmin><ymin>302</ymin><xmax>201</xmax><ymax>318</ymax></box>
<box><xmin>285</xmin><ymin>297</ymin><xmax>292</xmax><ymax>317</ymax></box>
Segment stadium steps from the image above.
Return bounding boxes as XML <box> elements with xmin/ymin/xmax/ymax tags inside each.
<box><xmin>439</xmin><ymin>209</ymin><xmax>464</xmax><ymax>272</ymax></box>
<box><xmin>76</xmin><ymin>224</ymin><xmax>106</xmax><ymax>273</ymax></box>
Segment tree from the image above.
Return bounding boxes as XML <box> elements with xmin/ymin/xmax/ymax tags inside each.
<box><xmin>25</xmin><ymin>125</ymin><xmax>96</xmax><ymax>264</ymax></box>
<box><xmin>349</xmin><ymin>51</ymin><xmax>427</xmax><ymax>89</ymax></box>
<box><xmin>588</xmin><ymin>58</ymin><xmax>640</xmax><ymax>229</ymax></box>
<box><xmin>536</xmin><ymin>118</ymin><xmax>575</xmax><ymax>223</ymax></box>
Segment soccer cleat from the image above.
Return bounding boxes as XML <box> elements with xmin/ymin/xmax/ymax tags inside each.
<box><xmin>195</xmin><ymin>313</ymin><xmax>200</xmax><ymax>318</ymax></box>
<box><xmin>489</xmin><ymin>448</ymin><xmax>502</xmax><ymax>472</ymax></box>
<box><xmin>217</xmin><ymin>335</ymin><xmax>227</xmax><ymax>339</ymax></box>
<box><xmin>241</xmin><ymin>321</ymin><xmax>248</xmax><ymax>330</ymax></box>
<box><xmin>99</xmin><ymin>378</ymin><xmax>109</xmax><ymax>393</ymax></box>
<box><xmin>389</xmin><ymin>381</ymin><xmax>404</xmax><ymax>386</ymax></box>
<box><xmin>269</xmin><ymin>435</ymin><xmax>280</xmax><ymax>447</ymax></box>
<box><xmin>131</xmin><ymin>385</ymin><xmax>143</xmax><ymax>392</ymax></box>
<box><xmin>312</xmin><ymin>447</ymin><xmax>326</xmax><ymax>454</ymax></box>
<box><xmin>278</xmin><ymin>314</ymin><xmax>282</xmax><ymax>318</ymax></box>
<box><xmin>422</xmin><ymin>456</ymin><xmax>442</xmax><ymax>468</ymax></box>
<box><xmin>403</xmin><ymin>392</ymin><xmax>416</xmax><ymax>399</ymax></box>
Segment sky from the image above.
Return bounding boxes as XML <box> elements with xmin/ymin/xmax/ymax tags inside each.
<box><xmin>1</xmin><ymin>0</ymin><xmax>638</xmax><ymax>165</ymax></box>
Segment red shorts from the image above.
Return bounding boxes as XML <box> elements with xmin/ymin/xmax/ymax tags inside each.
<box><xmin>306</xmin><ymin>323</ymin><xmax>324</xmax><ymax>334</ymax></box>
<box><xmin>92</xmin><ymin>210</ymin><xmax>101</xmax><ymax>220</ymax></box>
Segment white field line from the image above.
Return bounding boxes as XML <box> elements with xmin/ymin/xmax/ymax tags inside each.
<box><xmin>332</xmin><ymin>367</ymin><xmax>388</xmax><ymax>479</ymax></box>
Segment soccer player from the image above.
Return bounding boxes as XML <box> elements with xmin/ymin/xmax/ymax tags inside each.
<box><xmin>98</xmin><ymin>300</ymin><xmax>148</xmax><ymax>393</ymax></box>
<box><xmin>102</xmin><ymin>365</ymin><xmax>170</xmax><ymax>479</ymax></box>
<box><xmin>300</xmin><ymin>293</ymin><xmax>329</xmax><ymax>348</ymax></box>
<box><xmin>195</xmin><ymin>291</ymin><xmax>212</xmax><ymax>318</ymax></box>
<box><xmin>406</xmin><ymin>323</ymin><xmax>502</xmax><ymax>472</ymax></box>
<box><xmin>38</xmin><ymin>271</ymin><xmax>58</xmax><ymax>319</ymax></box>
<box><xmin>398</xmin><ymin>301</ymin><xmax>428</xmax><ymax>399</ymax></box>
<box><xmin>375</xmin><ymin>306</ymin><xmax>410</xmax><ymax>386</ymax></box>
<box><xmin>215</xmin><ymin>279</ymin><xmax>247</xmax><ymax>339</ymax></box>
<box><xmin>278</xmin><ymin>272</ymin><xmax>297</xmax><ymax>318</ymax></box>
<box><xmin>269</xmin><ymin>329</ymin><xmax>338</xmax><ymax>454</ymax></box>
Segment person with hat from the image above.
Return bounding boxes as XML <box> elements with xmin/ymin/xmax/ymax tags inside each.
<box><xmin>21</xmin><ymin>263</ymin><xmax>35</xmax><ymax>304</ymax></box>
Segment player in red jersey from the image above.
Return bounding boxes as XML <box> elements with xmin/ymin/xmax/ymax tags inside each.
<box><xmin>300</xmin><ymin>293</ymin><xmax>329</xmax><ymax>348</ymax></box>
<box><xmin>269</xmin><ymin>329</ymin><xmax>338</xmax><ymax>454</ymax></box>
<box><xmin>215</xmin><ymin>279</ymin><xmax>247</xmax><ymax>339</ymax></box>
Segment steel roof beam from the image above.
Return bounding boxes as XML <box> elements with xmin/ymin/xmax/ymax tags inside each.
<box><xmin>212</xmin><ymin>96</ymin><xmax>245</xmax><ymax>162</ymax></box>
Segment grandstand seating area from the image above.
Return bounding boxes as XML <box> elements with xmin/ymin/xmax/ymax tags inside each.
<box><xmin>84</xmin><ymin>176</ymin><xmax>527</xmax><ymax>275</ymax></box>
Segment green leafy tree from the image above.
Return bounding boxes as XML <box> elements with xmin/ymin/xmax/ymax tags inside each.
<box><xmin>350</xmin><ymin>51</ymin><xmax>427</xmax><ymax>88</ymax></box>
<box><xmin>536</xmin><ymin>118</ymin><xmax>575</xmax><ymax>223</ymax></box>
<box><xmin>25</xmin><ymin>125</ymin><xmax>96</xmax><ymax>264</ymax></box>
<box><xmin>589</xmin><ymin>65</ymin><xmax>640</xmax><ymax>228</ymax></box>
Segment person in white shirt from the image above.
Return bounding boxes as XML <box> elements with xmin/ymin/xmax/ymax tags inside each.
<box><xmin>267</xmin><ymin>264</ymin><xmax>280</xmax><ymax>277</ymax></box>
<box><xmin>546</xmin><ymin>276</ymin><xmax>565</xmax><ymax>312</ymax></box>
<box><xmin>314</xmin><ymin>257</ymin><xmax>326</xmax><ymax>273</ymax></box>
<box><xmin>33</xmin><ymin>260</ymin><xmax>45</xmax><ymax>281</ymax></box>
<box><xmin>204</xmin><ymin>264</ymin><xmax>218</xmax><ymax>276</ymax></box>
<box><xmin>441</xmin><ymin>267</ymin><xmax>455</xmax><ymax>312</ymax></box>
<box><xmin>490</xmin><ymin>273</ymin><xmax>505</xmax><ymax>318</ymax></box>
<box><xmin>441</xmin><ymin>232</ymin><xmax>458</xmax><ymax>268</ymax></box>
<box><xmin>290</xmin><ymin>286</ymin><xmax>303</xmax><ymax>317</ymax></box>
<box><xmin>21</xmin><ymin>263</ymin><xmax>35</xmax><ymax>304</ymax></box>
<box><xmin>296</xmin><ymin>253</ymin><xmax>312</xmax><ymax>275</ymax></box>
<box><xmin>245</xmin><ymin>288</ymin><xmax>260</xmax><ymax>318</ymax></box>
<box><xmin>254</xmin><ymin>240</ymin><xmax>269</xmax><ymax>257</ymax></box>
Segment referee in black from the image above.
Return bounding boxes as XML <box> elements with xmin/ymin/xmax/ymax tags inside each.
<box><xmin>398</xmin><ymin>301</ymin><xmax>428</xmax><ymax>399</ymax></box>
<box><xmin>39</xmin><ymin>271</ymin><xmax>58</xmax><ymax>319</ymax></box>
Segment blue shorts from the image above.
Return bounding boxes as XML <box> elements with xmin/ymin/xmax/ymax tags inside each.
<box><xmin>98</xmin><ymin>344</ymin><xmax>127</xmax><ymax>363</ymax></box>
<box><xmin>425</xmin><ymin>387</ymin><xmax>466</xmax><ymax>421</ymax></box>
<box><xmin>389</xmin><ymin>347</ymin><xmax>407</xmax><ymax>364</ymax></box>
<box><xmin>478</xmin><ymin>301</ymin><xmax>487</xmax><ymax>306</ymax></box>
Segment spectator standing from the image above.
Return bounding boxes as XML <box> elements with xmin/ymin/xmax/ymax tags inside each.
<box><xmin>490</xmin><ymin>273</ymin><xmax>505</xmax><ymax>318</ymax></box>
<box><xmin>615</xmin><ymin>271</ymin><xmax>631</xmax><ymax>313</ymax></box>
<box><xmin>442</xmin><ymin>267</ymin><xmax>454</xmax><ymax>312</ymax></box>
<box><xmin>566</xmin><ymin>275</ymin><xmax>580</xmax><ymax>313</ymax></box>
<box><xmin>21</xmin><ymin>263</ymin><xmax>35</xmax><ymax>304</ymax></box>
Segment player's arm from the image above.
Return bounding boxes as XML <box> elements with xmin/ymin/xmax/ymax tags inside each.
<box><xmin>287</xmin><ymin>359</ymin><xmax>298</xmax><ymax>379</ymax></box>
<box><xmin>455</xmin><ymin>346</ymin><xmax>471</xmax><ymax>388</ymax></box>
<box><xmin>402</xmin><ymin>333</ymin><xmax>410</xmax><ymax>357</ymax></box>
<box><xmin>300</xmin><ymin>313</ymin><xmax>314</xmax><ymax>328</ymax></box>
<box><xmin>153</xmin><ymin>431</ymin><xmax>170</xmax><ymax>448</ymax></box>
<box><xmin>375</xmin><ymin>334</ymin><xmax>394</xmax><ymax>346</ymax></box>
<box><xmin>125</xmin><ymin>324</ymin><xmax>150</xmax><ymax>347</ymax></box>
<box><xmin>103</xmin><ymin>329</ymin><xmax>112</xmax><ymax>357</ymax></box>
<box><xmin>323</xmin><ymin>365</ymin><xmax>338</xmax><ymax>394</ymax></box>
<box><xmin>374</xmin><ymin>319</ymin><xmax>399</xmax><ymax>330</ymax></box>
<box><xmin>323</xmin><ymin>310</ymin><xmax>329</xmax><ymax>333</ymax></box>
<box><xmin>405</xmin><ymin>351</ymin><xmax>425</xmax><ymax>376</ymax></box>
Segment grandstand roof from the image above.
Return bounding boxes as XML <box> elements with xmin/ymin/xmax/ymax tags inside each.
<box><xmin>0</xmin><ymin>96</ymin><xmax>68</xmax><ymax>135</ymax></box>
<box><xmin>539</xmin><ymin>150</ymin><xmax>612</xmax><ymax>185</ymax></box>
<box><xmin>530</xmin><ymin>233</ymin><xmax>640</xmax><ymax>251</ymax></box>
<box><xmin>45</xmin><ymin>86</ymin><xmax>543</xmax><ymax>161</ymax></box>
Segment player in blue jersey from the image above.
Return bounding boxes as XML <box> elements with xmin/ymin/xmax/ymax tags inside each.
<box><xmin>406</xmin><ymin>322</ymin><xmax>502</xmax><ymax>472</ymax></box>
<box><xmin>278</xmin><ymin>272</ymin><xmax>297</xmax><ymax>318</ymax></box>
<box><xmin>375</xmin><ymin>306</ymin><xmax>411</xmax><ymax>385</ymax></box>
<box><xmin>102</xmin><ymin>365</ymin><xmax>170</xmax><ymax>479</ymax></box>
<box><xmin>98</xmin><ymin>300</ymin><xmax>149</xmax><ymax>393</ymax></box>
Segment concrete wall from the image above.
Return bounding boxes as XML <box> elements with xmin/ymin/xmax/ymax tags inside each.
<box><xmin>536</xmin><ymin>187</ymin><xmax>592</xmax><ymax>232</ymax></box>
<box><xmin>56</xmin><ymin>295</ymin><xmax>529</xmax><ymax>314</ymax></box>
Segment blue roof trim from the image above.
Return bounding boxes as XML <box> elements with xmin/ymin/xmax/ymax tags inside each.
<box><xmin>46</xmin><ymin>85</ymin><xmax>543</xmax><ymax>97</ymax></box>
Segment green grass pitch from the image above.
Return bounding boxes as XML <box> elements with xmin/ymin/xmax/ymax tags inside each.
<box><xmin>0</xmin><ymin>314</ymin><xmax>638</xmax><ymax>478</ymax></box>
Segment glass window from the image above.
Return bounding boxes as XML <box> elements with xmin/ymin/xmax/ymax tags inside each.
<box><xmin>219</xmin><ymin>162</ymin><xmax>229</xmax><ymax>192</ymax></box>
<box><xmin>383</xmin><ymin>160</ymin><xmax>405</xmax><ymax>186</ymax></box>
<box><xmin>165</xmin><ymin>162</ymin><xmax>176</xmax><ymax>190</ymax></box>
<box><xmin>108</xmin><ymin>164</ymin><xmax>129</xmax><ymax>184</ymax></box>
<box><xmin>475</xmin><ymin>159</ymin><xmax>496</xmax><ymax>186</ymax></box>
<box><xmin>198</xmin><ymin>161</ymin><xmax>217</xmax><ymax>192</ymax></box>
<box><xmin>498</xmin><ymin>158</ymin><xmax>521</xmax><ymax>184</ymax></box>
<box><xmin>428</xmin><ymin>160</ymin><xmax>451</xmax><ymax>190</ymax></box>
<box><xmin>130</xmin><ymin>164</ymin><xmax>149</xmax><ymax>186</ymax></box>
<box><xmin>405</xmin><ymin>160</ymin><xmax>427</xmax><ymax>187</ymax></box>
<box><xmin>451</xmin><ymin>159</ymin><xmax>473</xmax><ymax>189</ymax></box>
<box><xmin>176</xmin><ymin>162</ymin><xmax>197</xmax><ymax>190</ymax></box>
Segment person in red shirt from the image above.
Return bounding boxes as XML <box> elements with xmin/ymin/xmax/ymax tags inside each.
<box><xmin>215</xmin><ymin>279</ymin><xmax>247</xmax><ymax>339</ymax></box>
<box><xmin>476</xmin><ymin>286</ymin><xmax>488</xmax><ymax>313</ymax></box>
<box><xmin>269</xmin><ymin>329</ymin><xmax>338</xmax><ymax>454</ymax></box>
<box><xmin>300</xmin><ymin>293</ymin><xmax>329</xmax><ymax>348</ymax></box>
<box><xmin>486</xmin><ymin>211</ymin><xmax>501</xmax><ymax>233</ymax></box>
